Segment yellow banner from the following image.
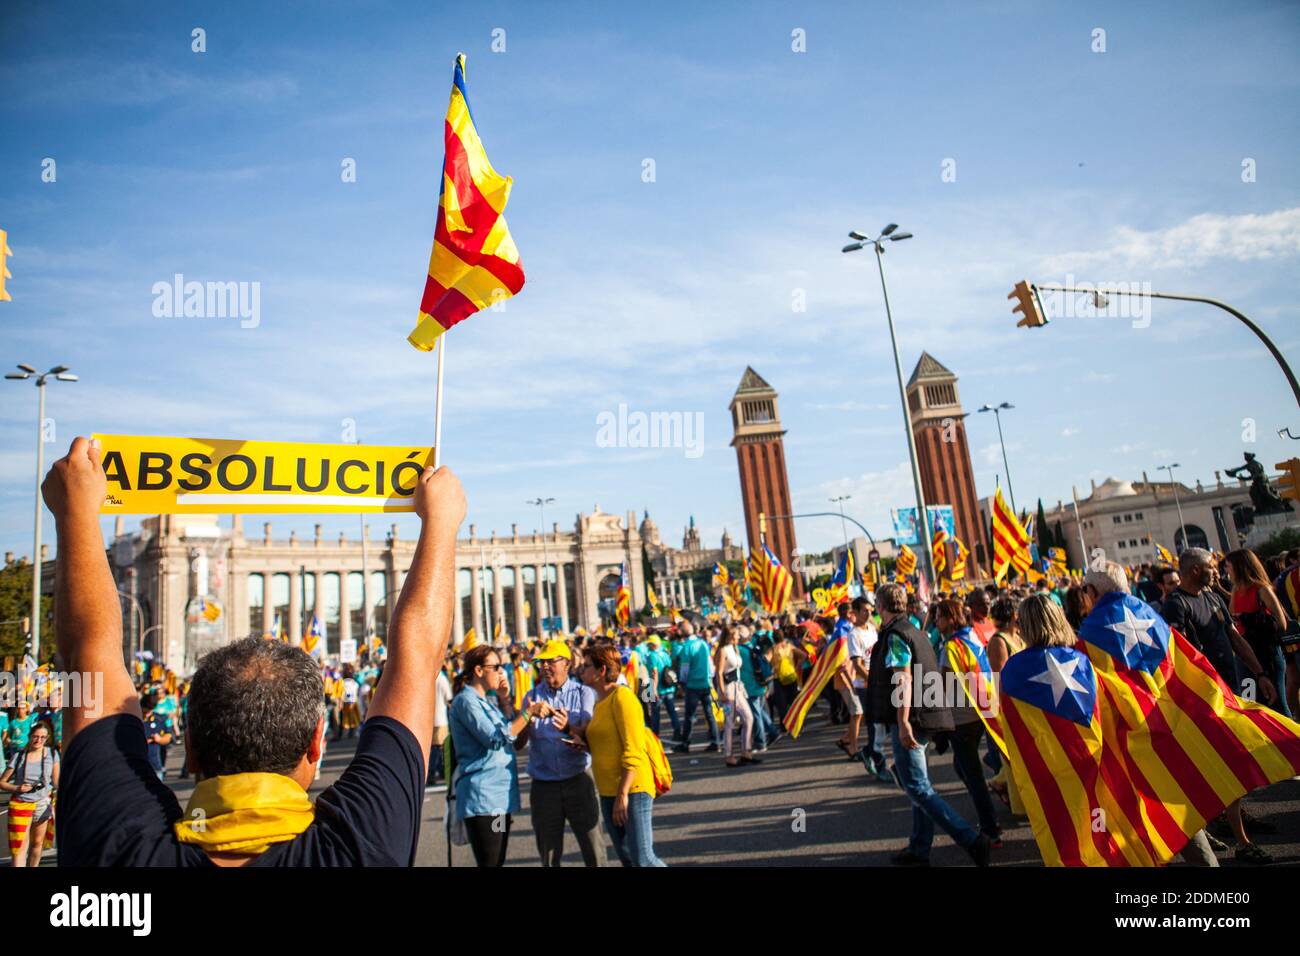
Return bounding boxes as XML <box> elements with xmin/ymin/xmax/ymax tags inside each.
<box><xmin>93</xmin><ymin>434</ymin><xmax>436</xmax><ymax>514</ymax></box>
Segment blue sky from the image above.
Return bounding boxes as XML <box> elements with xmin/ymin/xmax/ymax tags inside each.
<box><xmin>2</xmin><ymin>0</ymin><xmax>1299</xmax><ymax>562</ymax></box>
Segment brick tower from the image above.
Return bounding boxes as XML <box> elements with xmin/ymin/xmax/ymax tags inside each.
<box><xmin>906</xmin><ymin>353</ymin><xmax>987</xmax><ymax>576</ymax></box>
<box><xmin>729</xmin><ymin>367</ymin><xmax>802</xmax><ymax>595</ymax></box>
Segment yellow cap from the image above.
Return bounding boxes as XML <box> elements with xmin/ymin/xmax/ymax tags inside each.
<box><xmin>534</xmin><ymin>639</ymin><xmax>572</xmax><ymax>661</ymax></box>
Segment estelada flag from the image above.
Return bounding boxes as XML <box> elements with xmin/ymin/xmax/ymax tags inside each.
<box><xmin>1077</xmin><ymin>591</ymin><xmax>1300</xmax><ymax>863</ymax></box>
<box><xmin>409</xmin><ymin>54</ymin><xmax>524</xmax><ymax>351</ymax></box>
<box><xmin>997</xmin><ymin>644</ymin><xmax>1160</xmax><ymax>865</ymax></box>
<box><xmin>615</xmin><ymin>563</ymin><xmax>632</xmax><ymax>625</ymax></box>
<box><xmin>783</xmin><ymin>634</ymin><xmax>848</xmax><ymax>738</ymax></box>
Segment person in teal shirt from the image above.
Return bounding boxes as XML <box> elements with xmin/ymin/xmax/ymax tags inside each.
<box><xmin>0</xmin><ymin>708</ymin><xmax>9</xmax><ymax>761</ymax></box>
<box><xmin>8</xmin><ymin>699</ymin><xmax>35</xmax><ymax>753</ymax></box>
<box><xmin>737</xmin><ymin>628</ymin><xmax>776</xmax><ymax>751</ymax></box>
<box><xmin>643</xmin><ymin>637</ymin><xmax>680</xmax><ymax>739</ymax></box>
<box><xmin>670</xmin><ymin>623</ymin><xmax>720</xmax><ymax>753</ymax></box>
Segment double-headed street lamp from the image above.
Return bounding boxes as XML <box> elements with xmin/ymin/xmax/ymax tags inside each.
<box><xmin>829</xmin><ymin>495</ymin><xmax>852</xmax><ymax>550</ymax></box>
<box><xmin>977</xmin><ymin>402</ymin><xmax>1017</xmax><ymax>515</ymax></box>
<box><xmin>6</xmin><ymin>363</ymin><xmax>77</xmax><ymax>665</ymax></box>
<box><xmin>842</xmin><ymin>224</ymin><xmax>937</xmax><ymax>583</ymax></box>
<box><xmin>526</xmin><ymin>497</ymin><xmax>557</xmax><ymax>632</ymax></box>
<box><xmin>1158</xmin><ymin>463</ymin><xmax>1188</xmax><ymax>553</ymax></box>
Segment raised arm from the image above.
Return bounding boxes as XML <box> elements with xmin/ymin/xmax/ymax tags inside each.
<box><xmin>44</xmin><ymin>437</ymin><xmax>138</xmax><ymax>748</ymax></box>
<box><xmin>365</xmin><ymin>464</ymin><xmax>466</xmax><ymax>766</ymax></box>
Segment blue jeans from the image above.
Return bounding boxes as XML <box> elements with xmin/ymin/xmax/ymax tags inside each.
<box><xmin>599</xmin><ymin>792</ymin><xmax>666</xmax><ymax>867</ymax></box>
<box><xmin>860</xmin><ymin>721</ymin><xmax>888</xmax><ymax>772</ymax></box>
<box><xmin>1258</xmin><ymin>646</ymin><xmax>1292</xmax><ymax>718</ymax></box>
<box><xmin>680</xmin><ymin>687</ymin><xmax>720</xmax><ymax>747</ymax></box>
<box><xmin>749</xmin><ymin>693</ymin><xmax>776</xmax><ymax>748</ymax></box>
<box><xmin>890</xmin><ymin>725</ymin><xmax>978</xmax><ymax>860</ymax></box>
<box><xmin>652</xmin><ymin>694</ymin><xmax>682</xmax><ymax>739</ymax></box>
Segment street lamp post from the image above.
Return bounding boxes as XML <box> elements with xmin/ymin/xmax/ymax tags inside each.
<box><xmin>527</xmin><ymin>497</ymin><xmax>557</xmax><ymax>633</ymax></box>
<box><xmin>842</xmin><ymin>225</ymin><xmax>936</xmax><ymax>583</ymax></box>
<box><xmin>1159</xmin><ymin>463</ymin><xmax>1188</xmax><ymax>553</ymax></box>
<box><xmin>6</xmin><ymin>363</ymin><xmax>77</xmax><ymax>665</ymax></box>
<box><xmin>978</xmin><ymin>402</ymin><xmax>1017</xmax><ymax>515</ymax></box>
<box><xmin>829</xmin><ymin>495</ymin><xmax>852</xmax><ymax>552</ymax></box>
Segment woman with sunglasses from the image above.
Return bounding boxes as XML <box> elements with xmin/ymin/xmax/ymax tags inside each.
<box><xmin>1</xmin><ymin>719</ymin><xmax>58</xmax><ymax>867</ymax></box>
<box><xmin>449</xmin><ymin>644</ymin><xmax>554</xmax><ymax>866</ymax></box>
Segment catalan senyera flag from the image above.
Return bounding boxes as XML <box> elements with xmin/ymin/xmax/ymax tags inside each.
<box><xmin>931</xmin><ymin>527</ymin><xmax>948</xmax><ymax>576</ymax></box>
<box><xmin>728</xmin><ymin>577</ymin><xmax>745</xmax><ymax>613</ymax></box>
<box><xmin>409</xmin><ymin>54</ymin><xmax>525</xmax><ymax>352</ymax></box>
<box><xmin>461</xmin><ymin>625</ymin><xmax>478</xmax><ymax>651</ymax></box>
<box><xmin>744</xmin><ymin>555</ymin><xmax>762</xmax><ymax>596</ymax></box>
<box><xmin>615</xmin><ymin>563</ymin><xmax>632</xmax><ymax>625</ymax></box>
<box><xmin>1077</xmin><ymin>592</ymin><xmax>1300</xmax><ymax>864</ymax></box>
<box><xmin>512</xmin><ymin>659</ymin><xmax>534</xmax><ymax>711</ymax></box>
<box><xmin>992</xmin><ymin>486</ymin><xmax>1033</xmax><ymax>582</ymax></box>
<box><xmin>895</xmin><ymin>544</ymin><xmax>917</xmax><ymax>576</ymax></box>
<box><xmin>646</xmin><ymin>584</ymin><xmax>661</xmax><ymax>617</ymax></box>
<box><xmin>783</xmin><ymin>634</ymin><xmax>848</xmax><ymax>738</ymax></box>
<box><xmin>758</xmin><ymin>545</ymin><xmax>793</xmax><ymax>615</ymax></box>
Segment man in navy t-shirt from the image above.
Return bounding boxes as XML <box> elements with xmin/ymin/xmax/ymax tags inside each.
<box><xmin>44</xmin><ymin>437</ymin><xmax>467</xmax><ymax>867</ymax></box>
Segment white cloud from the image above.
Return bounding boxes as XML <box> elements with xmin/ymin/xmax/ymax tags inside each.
<box><xmin>1040</xmin><ymin>208</ymin><xmax>1300</xmax><ymax>274</ymax></box>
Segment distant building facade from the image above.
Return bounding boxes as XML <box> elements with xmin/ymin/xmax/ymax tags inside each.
<box><xmin>641</xmin><ymin>512</ymin><xmax>743</xmax><ymax>607</ymax></box>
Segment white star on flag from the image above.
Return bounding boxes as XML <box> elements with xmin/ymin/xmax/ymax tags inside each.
<box><xmin>1107</xmin><ymin>603</ymin><xmax>1158</xmax><ymax>658</ymax></box>
<box><xmin>1029</xmin><ymin>653</ymin><xmax>1088</xmax><ymax>706</ymax></box>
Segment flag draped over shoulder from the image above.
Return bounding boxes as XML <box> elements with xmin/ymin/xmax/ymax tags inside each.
<box><xmin>992</xmin><ymin>486</ymin><xmax>1032</xmax><ymax>581</ymax></box>
<box><xmin>944</xmin><ymin>628</ymin><xmax>1004</xmax><ymax>753</ymax></box>
<box><xmin>409</xmin><ymin>54</ymin><xmax>525</xmax><ymax>351</ymax></box>
<box><xmin>1077</xmin><ymin>592</ymin><xmax>1300</xmax><ymax>863</ymax></box>
<box><xmin>783</xmin><ymin>635</ymin><xmax>848</xmax><ymax>738</ymax></box>
<box><xmin>996</xmin><ymin>644</ymin><xmax>1151</xmax><ymax>865</ymax></box>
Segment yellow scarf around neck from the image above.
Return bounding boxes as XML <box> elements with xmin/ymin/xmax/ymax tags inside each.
<box><xmin>175</xmin><ymin>773</ymin><xmax>315</xmax><ymax>855</ymax></box>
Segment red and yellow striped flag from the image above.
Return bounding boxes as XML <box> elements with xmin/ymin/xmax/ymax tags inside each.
<box><xmin>895</xmin><ymin>544</ymin><xmax>917</xmax><ymax>576</ymax></box>
<box><xmin>931</xmin><ymin>527</ymin><xmax>948</xmax><ymax>576</ymax></box>
<box><xmin>409</xmin><ymin>54</ymin><xmax>525</xmax><ymax>351</ymax></box>
<box><xmin>991</xmin><ymin>486</ymin><xmax>1032</xmax><ymax>581</ymax></box>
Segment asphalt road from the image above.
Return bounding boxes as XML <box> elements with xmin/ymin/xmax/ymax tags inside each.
<box><xmin>9</xmin><ymin>701</ymin><xmax>1300</xmax><ymax>866</ymax></box>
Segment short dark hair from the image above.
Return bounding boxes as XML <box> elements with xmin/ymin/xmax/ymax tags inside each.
<box><xmin>851</xmin><ymin>596</ymin><xmax>873</xmax><ymax>615</ymax></box>
<box><xmin>187</xmin><ymin>637</ymin><xmax>324</xmax><ymax>778</ymax></box>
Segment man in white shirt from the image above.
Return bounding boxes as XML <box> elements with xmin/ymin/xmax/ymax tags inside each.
<box><xmin>428</xmin><ymin>668</ymin><xmax>453</xmax><ymax>785</ymax></box>
<box><xmin>851</xmin><ymin>596</ymin><xmax>890</xmax><ymax>782</ymax></box>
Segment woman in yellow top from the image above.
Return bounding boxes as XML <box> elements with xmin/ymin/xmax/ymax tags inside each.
<box><xmin>572</xmin><ymin>643</ymin><xmax>666</xmax><ymax>867</ymax></box>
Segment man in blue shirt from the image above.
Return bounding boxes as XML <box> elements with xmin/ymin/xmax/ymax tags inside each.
<box><xmin>518</xmin><ymin>639</ymin><xmax>605</xmax><ymax>866</ymax></box>
<box><xmin>644</xmin><ymin>635</ymin><xmax>681</xmax><ymax>740</ymax></box>
<box><xmin>671</xmin><ymin>622</ymin><xmax>720</xmax><ymax>753</ymax></box>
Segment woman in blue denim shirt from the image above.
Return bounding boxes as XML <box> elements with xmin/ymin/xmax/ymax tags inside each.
<box><xmin>449</xmin><ymin>645</ymin><xmax>554</xmax><ymax>866</ymax></box>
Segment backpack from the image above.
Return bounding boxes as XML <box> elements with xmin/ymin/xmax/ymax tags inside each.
<box><xmin>748</xmin><ymin>641</ymin><xmax>773</xmax><ymax>685</ymax></box>
<box><xmin>644</xmin><ymin>730</ymin><xmax>673</xmax><ymax>797</ymax></box>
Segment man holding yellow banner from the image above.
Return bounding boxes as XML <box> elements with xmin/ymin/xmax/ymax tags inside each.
<box><xmin>46</xmin><ymin>436</ymin><xmax>468</xmax><ymax>867</ymax></box>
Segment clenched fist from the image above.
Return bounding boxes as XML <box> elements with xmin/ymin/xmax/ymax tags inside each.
<box><xmin>42</xmin><ymin>437</ymin><xmax>107</xmax><ymax>524</ymax></box>
<box><xmin>413</xmin><ymin>464</ymin><xmax>467</xmax><ymax>531</ymax></box>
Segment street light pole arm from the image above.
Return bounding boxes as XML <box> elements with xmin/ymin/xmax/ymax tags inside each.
<box><xmin>1034</xmin><ymin>285</ymin><xmax>1300</xmax><ymax>409</ymax></box>
<box><xmin>766</xmin><ymin>511</ymin><xmax>876</xmax><ymax>546</ymax></box>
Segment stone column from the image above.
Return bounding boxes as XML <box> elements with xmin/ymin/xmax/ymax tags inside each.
<box><xmin>493</xmin><ymin>570</ymin><xmax>505</xmax><ymax>642</ymax></box>
<box><xmin>556</xmin><ymin>561</ymin><xmax>570</xmax><ymax>632</ymax></box>
<box><xmin>261</xmin><ymin>585</ymin><xmax>273</xmax><ymax>638</ymax></box>
<box><xmin>452</xmin><ymin>566</ymin><xmax>465</xmax><ymax>646</ymax></box>
<box><xmin>288</xmin><ymin>569</ymin><xmax>301</xmax><ymax>645</ymax></box>
<box><xmin>686</xmin><ymin>576</ymin><xmax>695</xmax><ymax>606</ymax></box>
<box><xmin>533</xmin><ymin>565</ymin><xmax>546</xmax><ymax>636</ymax></box>
<box><xmin>470</xmin><ymin>564</ymin><xmax>483</xmax><ymax>637</ymax></box>
<box><xmin>513</xmin><ymin>565</ymin><xmax>526</xmax><ymax>641</ymax></box>
<box><xmin>339</xmin><ymin>570</ymin><xmax>351</xmax><ymax>648</ymax></box>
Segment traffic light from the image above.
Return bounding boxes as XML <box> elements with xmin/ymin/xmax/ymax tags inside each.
<box><xmin>0</xmin><ymin>229</ymin><xmax>11</xmax><ymax>302</ymax></box>
<box><xmin>1008</xmin><ymin>279</ymin><xmax>1047</xmax><ymax>328</ymax></box>
<box><xmin>1275</xmin><ymin>458</ymin><xmax>1300</xmax><ymax>504</ymax></box>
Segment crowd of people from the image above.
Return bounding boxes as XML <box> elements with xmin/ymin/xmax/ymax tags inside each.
<box><xmin>8</xmin><ymin>436</ymin><xmax>1300</xmax><ymax>869</ymax></box>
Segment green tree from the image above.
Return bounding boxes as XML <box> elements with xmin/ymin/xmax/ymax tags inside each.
<box><xmin>1256</xmin><ymin>527</ymin><xmax>1300</xmax><ymax>559</ymax></box>
<box><xmin>0</xmin><ymin>559</ymin><xmax>55</xmax><ymax>663</ymax></box>
<box><xmin>1036</xmin><ymin>499</ymin><xmax>1053</xmax><ymax>556</ymax></box>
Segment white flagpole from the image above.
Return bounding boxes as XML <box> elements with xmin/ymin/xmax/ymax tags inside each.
<box><xmin>433</xmin><ymin>338</ymin><xmax>445</xmax><ymax>469</ymax></box>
